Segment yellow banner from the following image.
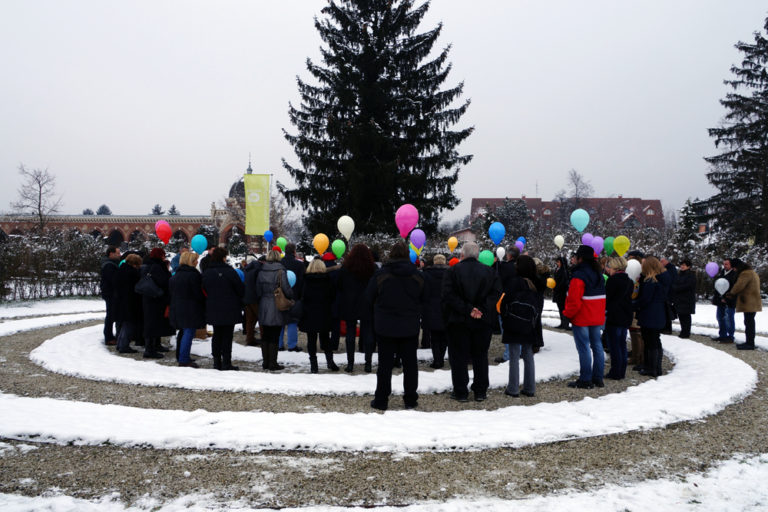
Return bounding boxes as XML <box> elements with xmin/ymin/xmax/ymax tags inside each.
<box><xmin>244</xmin><ymin>174</ymin><xmax>270</xmax><ymax>235</ymax></box>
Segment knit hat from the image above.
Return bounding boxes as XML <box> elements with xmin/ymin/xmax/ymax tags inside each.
<box><xmin>575</xmin><ymin>244</ymin><xmax>595</xmax><ymax>261</ymax></box>
<box><xmin>149</xmin><ymin>248</ymin><xmax>166</xmax><ymax>260</ymax></box>
<box><xmin>627</xmin><ymin>250</ymin><xmax>645</xmax><ymax>259</ymax></box>
<box><xmin>321</xmin><ymin>253</ymin><xmax>336</xmax><ymax>262</ymax></box>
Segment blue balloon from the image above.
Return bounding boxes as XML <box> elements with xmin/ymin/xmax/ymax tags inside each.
<box><xmin>409</xmin><ymin>248</ymin><xmax>418</xmax><ymax>263</ymax></box>
<box><xmin>263</xmin><ymin>230</ymin><xmax>274</xmax><ymax>243</ymax></box>
<box><xmin>570</xmin><ymin>209</ymin><xmax>590</xmax><ymax>233</ymax></box>
<box><xmin>236</xmin><ymin>268</ymin><xmax>245</xmax><ymax>282</ymax></box>
<box><xmin>286</xmin><ymin>270</ymin><xmax>297</xmax><ymax>287</ymax></box>
<box><xmin>517</xmin><ymin>236</ymin><xmax>526</xmax><ymax>245</ymax></box>
<box><xmin>488</xmin><ymin>222</ymin><xmax>506</xmax><ymax>245</ymax></box>
<box><xmin>191</xmin><ymin>234</ymin><xmax>208</xmax><ymax>254</ymax></box>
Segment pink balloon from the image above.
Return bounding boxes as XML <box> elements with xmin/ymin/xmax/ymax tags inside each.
<box><xmin>155</xmin><ymin>220</ymin><xmax>169</xmax><ymax>231</ymax></box>
<box><xmin>395</xmin><ymin>204</ymin><xmax>419</xmax><ymax>238</ymax></box>
<box><xmin>515</xmin><ymin>240</ymin><xmax>524</xmax><ymax>252</ymax></box>
<box><xmin>410</xmin><ymin>229</ymin><xmax>426</xmax><ymax>249</ymax></box>
<box><xmin>581</xmin><ymin>232</ymin><xmax>594</xmax><ymax>246</ymax></box>
<box><xmin>591</xmin><ymin>236</ymin><xmax>604</xmax><ymax>254</ymax></box>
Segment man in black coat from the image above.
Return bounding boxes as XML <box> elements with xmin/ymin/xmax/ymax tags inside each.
<box><xmin>712</xmin><ymin>258</ymin><xmax>738</xmax><ymax>343</ymax></box>
<box><xmin>100</xmin><ymin>246</ymin><xmax>121</xmax><ymax>345</ymax></box>
<box><xmin>366</xmin><ymin>242</ymin><xmax>428</xmax><ymax>411</ymax></box>
<box><xmin>441</xmin><ymin>242</ymin><xmax>503</xmax><ymax>402</ymax></box>
<box><xmin>423</xmin><ymin>254</ymin><xmax>449</xmax><ymax>368</ymax></box>
<box><xmin>672</xmin><ymin>258</ymin><xmax>697</xmax><ymax>338</ymax></box>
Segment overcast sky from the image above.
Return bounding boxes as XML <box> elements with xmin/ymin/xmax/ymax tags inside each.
<box><xmin>1</xmin><ymin>1</ymin><xmax>766</xmax><ymax>222</ymax></box>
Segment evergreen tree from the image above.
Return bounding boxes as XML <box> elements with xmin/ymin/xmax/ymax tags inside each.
<box><xmin>471</xmin><ymin>198</ymin><xmax>533</xmax><ymax>246</ymax></box>
<box><xmin>150</xmin><ymin>204</ymin><xmax>164</xmax><ymax>215</ymax></box>
<box><xmin>168</xmin><ymin>204</ymin><xmax>180</xmax><ymax>216</ymax></box>
<box><xmin>96</xmin><ymin>204</ymin><xmax>112</xmax><ymax>215</ymax></box>
<box><xmin>82</xmin><ymin>208</ymin><xmax>94</xmax><ymax>215</ymax></box>
<box><xmin>675</xmin><ymin>199</ymin><xmax>699</xmax><ymax>245</ymax></box>
<box><xmin>705</xmin><ymin>17</ymin><xmax>768</xmax><ymax>244</ymax></box>
<box><xmin>281</xmin><ymin>0</ymin><xmax>473</xmax><ymax>234</ymax></box>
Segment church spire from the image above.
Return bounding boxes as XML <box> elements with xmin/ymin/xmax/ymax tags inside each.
<box><xmin>246</xmin><ymin>153</ymin><xmax>253</xmax><ymax>174</ymax></box>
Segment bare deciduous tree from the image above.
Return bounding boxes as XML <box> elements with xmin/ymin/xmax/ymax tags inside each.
<box><xmin>10</xmin><ymin>164</ymin><xmax>63</xmax><ymax>232</ymax></box>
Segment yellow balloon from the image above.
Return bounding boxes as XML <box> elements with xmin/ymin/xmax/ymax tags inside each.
<box><xmin>313</xmin><ymin>233</ymin><xmax>329</xmax><ymax>255</ymax></box>
<box><xmin>547</xmin><ymin>278</ymin><xmax>556</xmax><ymax>289</ymax></box>
<box><xmin>447</xmin><ymin>236</ymin><xmax>458</xmax><ymax>253</ymax></box>
<box><xmin>613</xmin><ymin>235</ymin><xmax>631</xmax><ymax>257</ymax></box>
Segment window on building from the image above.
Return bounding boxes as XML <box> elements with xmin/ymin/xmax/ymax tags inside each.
<box><xmin>543</xmin><ymin>209</ymin><xmax>551</xmax><ymax>215</ymax></box>
<box><xmin>646</xmin><ymin>209</ymin><xmax>655</xmax><ymax>216</ymax></box>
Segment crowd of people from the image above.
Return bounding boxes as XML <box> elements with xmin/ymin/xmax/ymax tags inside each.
<box><xmin>99</xmin><ymin>238</ymin><xmax>762</xmax><ymax>410</ymax></box>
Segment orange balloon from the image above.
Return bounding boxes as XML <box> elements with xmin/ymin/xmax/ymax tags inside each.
<box><xmin>449</xmin><ymin>257</ymin><xmax>459</xmax><ymax>267</ymax></box>
<box><xmin>547</xmin><ymin>278</ymin><xmax>556</xmax><ymax>289</ymax></box>
<box><xmin>313</xmin><ymin>233</ymin><xmax>329</xmax><ymax>255</ymax></box>
<box><xmin>447</xmin><ymin>236</ymin><xmax>458</xmax><ymax>253</ymax></box>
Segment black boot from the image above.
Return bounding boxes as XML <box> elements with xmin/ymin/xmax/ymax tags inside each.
<box><xmin>325</xmin><ymin>351</ymin><xmax>339</xmax><ymax>371</ymax></box>
<box><xmin>309</xmin><ymin>356</ymin><xmax>318</xmax><ymax>374</ymax></box>
<box><xmin>261</xmin><ymin>343</ymin><xmax>270</xmax><ymax>370</ymax></box>
<box><xmin>222</xmin><ymin>353</ymin><xmax>239</xmax><ymax>371</ymax></box>
<box><xmin>213</xmin><ymin>355</ymin><xmax>223</xmax><ymax>371</ymax></box>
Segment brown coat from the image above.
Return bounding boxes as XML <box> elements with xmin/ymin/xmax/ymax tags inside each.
<box><xmin>729</xmin><ymin>269</ymin><xmax>763</xmax><ymax>313</ymax></box>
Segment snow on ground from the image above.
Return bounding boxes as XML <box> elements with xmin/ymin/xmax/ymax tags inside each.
<box><xmin>29</xmin><ymin>325</ymin><xmax>580</xmax><ymax>395</ymax></box>
<box><xmin>1</xmin><ymin>330</ymin><xmax>757</xmax><ymax>452</ymax></box>
<box><xmin>0</xmin><ymin>313</ymin><xmax>106</xmax><ymax>337</ymax></box>
<box><xmin>1</xmin><ymin>453</ymin><xmax>767</xmax><ymax>511</ymax></box>
<box><xmin>0</xmin><ymin>298</ymin><xmax>104</xmax><ymax>319</ymax></box>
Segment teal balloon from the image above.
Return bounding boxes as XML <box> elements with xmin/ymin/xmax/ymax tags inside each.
<box><xmin>479</xmin><ymin>250</ymin><xmax>495</xmax><ymax>267</ymax></box>
<box><xmin>488</xmin><ymin>222</ymin><xmax>506</xmax><ymax>245</ymax></box>
<box><xmin>570</xmin><ymin>209</ymin><xmax>590</xmax><ymax>232</ymax></box>
<box><xmin>286</xmin><ymin>270</ymin><xmax>297</xmax><ymax>287</ymax></box>
<box><xmin>191</xmin><ymin>234</ymin><xmax>208</xmax><ymax>254</ymax></box>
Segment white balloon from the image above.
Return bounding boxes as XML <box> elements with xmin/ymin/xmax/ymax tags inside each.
<box><xmin>714</xmin><ymin>278</ymin><xmax>729</xmax><ymax>295</ymax></box>
<box><xmin>337</xmin><ymin>215</ymin><xmax>355</xmax><ymax>241</ymax></box>
<box><xmin>554</xmin><ymin>234</ymin><xmax>565</xmax><ymax>249</ymax></box>
<box><xmin>496</xmin><ymin>247</ymin><xmax>506</xmax><ymax>260</ymax></box>
<box><xmin>626</xmin><ymin>259</ymin><xmax>642</xmax><ymax>282</ymax></box>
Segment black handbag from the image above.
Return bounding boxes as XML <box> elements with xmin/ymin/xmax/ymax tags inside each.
<box><xmin>135</xmin><ymin>273</ymin><xmax>163</xmax><ymax>298</ymax></box>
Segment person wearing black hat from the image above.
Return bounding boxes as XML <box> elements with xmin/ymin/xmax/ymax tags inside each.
<box><xmin>562</xmin><ymin>245</ymin><xmax>606</xmax><ymax>388</ymax></box>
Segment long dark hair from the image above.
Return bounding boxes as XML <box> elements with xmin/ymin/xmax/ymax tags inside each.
<box><xmin>516</xmin><ymin>255</ymin><xmax>537</xmax><ymax>281</ymax></box>
<box><xmin>343</xmin><ymin>243</ymin><xmax>376</xmax><ymax>280</ymax></box>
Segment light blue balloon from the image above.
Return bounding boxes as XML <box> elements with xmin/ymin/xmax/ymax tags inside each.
<box><xmin>488</xmin><ymin>222</ymin><xmax>506</xmax><ymax>245</ymax></box>
<box><xmin>263</xmin><ymin>230</ymin><xmax>274</xmax><ymax>243</ymax></box>
<box><xmin>517</xmin><ymin>236</ymin><xmax>526</xmax><ymax>245</ymax></box>
<box><xmin>570</xmin><ymin>209</ymin><xmax>590</xmax><ymax>233</ymax></box>
<box><xmin>236</xmin><ymin>268</ymin><xmax>245</xmax><ymax>282</ymax></box>
<box><xmin>286</xmin><ymin>270</ymin><xmax>297</xmax><ymax>287</ymax></box>
<box><xmin>409</xmin><ymin>249</ymin><xmax>418</xmax><ymax>263</ymax></box>
<box><xmin>191</xmin><ymin>234</ymin><xmax>208</xmax><ymax>254</ymax></box>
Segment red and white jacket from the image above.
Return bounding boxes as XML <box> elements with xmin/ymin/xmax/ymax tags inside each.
<box><xmin>562</xmin><ymin>264</ymin><xmax>606</xmax><ymax>327</ymax></box>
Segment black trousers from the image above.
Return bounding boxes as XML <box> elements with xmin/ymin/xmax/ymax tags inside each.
<box><xmin>344</xmin><ymin>316</ymin><xmax>374</xmax><ymax>365</ymax></box>
<box><xmin>640</xmin><ymin>327</ymin><xmax>662</xmax><ymax>377</ymax></box>
<box><xmin>103</xmin><ymin>297</ymin><xmax>117</xmax><ymax>342</ymax></box>
<box><xmin>447</xmin><ymin>322</ymin><xmax>492</xmax><ymax>397</ymax></box>
<box><xmin>212</xmin><ymin>324</ymin><xmax>235</xmax><ymax>368</ymax></box>
<box><xmin>678</xmin><ymin>313</ymin><xmax>691</xmax><ymax>337</ymax></box>
<box><xmin>373</xmin><ymin>334</ymin><xmax>419</xmax><ymax>407</ymax></box>
<box><xmin>430</xmin><ymin>330</ymin><xmax>448</xmax><ymax>365</ymax></box>
<box><xmin>261</xmin><ymin>325</ymin><xmax>282</xmax><ymax>369</ymax></box>
<box><xmin>307</xmin><ymin>330</ymin><xmax>331</xmax><ymax>356</ymax></box>
<box><xmin>744</xmin><ymin>312</ymin><xmax>756</xmax><ymax>345</ymax></box>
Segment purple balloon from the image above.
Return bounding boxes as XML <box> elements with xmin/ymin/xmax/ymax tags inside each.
<box><xmin>591</xmin><ymin>236</ymin><xmax>604</xmax><ymax>254</ymax></box>
<box><xmin>515</xmin><ymin>240</ymin><xmax>525</xmax><ymax>252</ymax></box>
<box><xmin>705</xmin><ymin>262</ymin><xmax>719</xmax><ymax>278</ymax></box>
<box><xmin>410</xmin><ymin>228</ymin><xmax>426</xmax><ymax>249</ymax></box>
<box><xmin>581</xmin><ymin>232</ymin><xmax>594</xmax><ymax>246</ymax></box>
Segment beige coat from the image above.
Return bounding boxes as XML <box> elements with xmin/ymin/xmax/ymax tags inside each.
<box><xmin>729</xmin><ymin>269</ymin><xmax>763</xmax><ymax>313</ymax></box>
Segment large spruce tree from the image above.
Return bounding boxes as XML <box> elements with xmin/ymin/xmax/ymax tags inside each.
<box><xmin>281</xmin><ymin>0</ymin><xmax>472</xmax><ymax>234</ymax></box>
<box><xmin>705</xmin><ymin>17</ymin><xmax>768</xmax><ymax>244</ymax></box>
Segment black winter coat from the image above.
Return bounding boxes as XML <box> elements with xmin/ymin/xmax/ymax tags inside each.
<box><xmin>299</xmin><ymin>273</ymin><xmax>336</xmax><ymax>332</ymax></box>
<box><xmin>202</xmin><ymin>261</ymin><xmax>245</xmax><ymax>326</ymax></box>
<box><xmin>423</xmin><ymin>264</ymin><xmax>449</xmax><ymax>331</ymax></box>
<box><xmin>635</xmin><ymin>278</ymin><xmax>667</xmax><ymax>329</ymax></box>
<box><xmin>672</xmin><ymin>269</ymin><xmax>697</xmax><ymax>315</ymax></box>
<box><xmin>497</xmin><ymin>259</ymin><xmax>518</xmax><ymax>291</ymax></box>
<box><xmin>114</xmin><ymin>263</ymin><xmax>142</xmax><ymax>323</ymax></box>
<box><xmin>553</xmin><ymin>258</ymin><xmax>569</xmax><ymax>305</ymax></box>
<box><xmin>100</xmin><ymin>257</ymin><xmax>119</xmax><ymax>300</ymax></box>
<box><xmin>365</xmin><ymin>259</ymin><xmax>428</xmax><ymax>338</ymax></box>
<box><xmin>337</xmin><ymin>266</ymin><xmax>373</xmax><ymax>320</ymax></box>
<box><xmin>243</xmin><ymin>260</ymin><xmax>262</xmax><ymax>305</ymax></box>
<box><xmin>501</xmin><ymin>276</ymin><xmax>542</xmax><ymax>345</ymax></box>
<box><xmin>441</xmin><ymin>257</ymin><xmax>502</xmax><ymax>328</ymax></box>
<box><xmin>169</xmin><ymin>265</ymin><xmax>206</xmax><ymax>329</ymax></box>
<box><xmin>282</xmin><ymin>253</ymin><xmax>306</xmax><ymax>299</ymax></box>
<box><xmin>605</xmin><ymin>271</ymin><xmax>634</xmax><ymax>328</ymax></box>
<box><xmin>141</xmin><ymin>258</ymin><xmax>173</xmax><ymax>338</ymax></box>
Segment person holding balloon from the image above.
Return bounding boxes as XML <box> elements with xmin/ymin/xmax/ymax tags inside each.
<box><xmin>201</xmin><ymin>247</ymin><xmax>245</xmax><ymax>371</ymax></box>
<box><xmin>562</xmin><ymin>245</ymin><xmax>607</xmax><ymax>389</ymax></box>
<box><xmin>711</xmin><ymin>259</ymin><xmax>737</xmax><ymax>343</ymax></box>
<box><xmin>336</xmin><ymin>243</ymin><xmax>376</xmax><ymax>373</ymax></box>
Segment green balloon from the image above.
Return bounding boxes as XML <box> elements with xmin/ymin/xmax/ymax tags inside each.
<box><xmin>332</xmin><ymin>239</ymin><xmax>346</xmax><ymax>258</ymax></box>
<box><xmin>275</xmin><ymin>237</ymin><xmax>287</xmax><ymax>251</ymax></box>
<box><xmin>604</xmin><ymin>273</ymin><xmax>609</xmax><ymax>283</ymax></box>
<box><xmin>478</xmin><ymin>249</ymin><xmax>494</xmax><ymax>267</ymax></box>
<box><xmin>604</xmin><ymin>236</ymin><xmax>615</xmax><ymax>256</ymax></box>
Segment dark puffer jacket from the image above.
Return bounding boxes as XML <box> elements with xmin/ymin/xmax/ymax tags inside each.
<box><xmin>299</xmin><ymin>273</ymin><xmax>336</xmax><ymax>333</ymax></box>
<box><xmin>201</xmin><ymin>261</ymin><xmax>245</xmax><ymax>326</ymax></box>
<box><xmin>365</xmin><ymin>259</ymin><xmax>428</xmax><ymax>338</ymax></box>
<box><xmin>422</xmin><ymin>264</ymin><xmax>449</xmax><ymax>331</ymax></box>
<box><xmin>635</xmin><ymin>278</ymin><xmax>668</xmax><ymax>329</ymax></box>
<box><xmin>671</xmin><ymin>269</ymin><xmax>697</xmax><ymax>316</ymax></box>
<box><xmin>141</xmin><ymin>257</ymin><xmax>173</xmax><ymax>337</ymax></box>
<box><xmin>605</xmin><ymin>271</ymin><xmax>634</xmax><ymax>328</ymax></box>
<box><xmin>114</xmin><ymin>263</ymin><xmax>141</xmax><ymax>323</ymax></box>
<box><xmin>169</xmin><ymin>265</ymin><xmax>206</xmax><ymax>329</ymax></box>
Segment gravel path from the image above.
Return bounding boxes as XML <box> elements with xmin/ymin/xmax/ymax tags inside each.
<box><xmin>0</xmin><ymin>321</ymin><xmax>766</xmax><ymax>508</ymax></box>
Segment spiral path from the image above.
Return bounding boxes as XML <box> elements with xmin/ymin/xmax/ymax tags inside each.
<box><xmin>1</xmin><ymin>299</ymin><xmax>767</xmax><ymax>510</ymax></box>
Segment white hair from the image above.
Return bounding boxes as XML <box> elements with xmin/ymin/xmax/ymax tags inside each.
<box><xmin>461</xmin><ymin>242</ymin><xmax>479</xmax><ymax>259</ymax></box>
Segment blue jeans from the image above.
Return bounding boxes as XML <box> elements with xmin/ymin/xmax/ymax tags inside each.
<box><xmin>716</xmin><ymin>304</ymin><xmax>735</xmax><ymax>339</ymax></box>
<box><xmin>279</xmin><ymin>323</ymin><xmax>298</xmax><ymax>349</ymax></box>
<box><xmin>178</xmin><ymin>327</ymin><xmax>195</xmax><ymax>363</ymax></box>
<box><xmin>572</xmin><ymin>325</ymin><xmax>605</xmax><ymax>383</ymax></box>
<box><xmin>605</xmin><ymin>325</ymin><xmax>628</xmax><ymax>379</ymax></box>
<box><xmin>498</xmin><ymin>316</ymin><xmax>510</xmax><ymax>361</ymax></box>
<box><xmin>506</xmin><ymin>343</ymin><xmax>535</xmax><ymax>395</ymax></box>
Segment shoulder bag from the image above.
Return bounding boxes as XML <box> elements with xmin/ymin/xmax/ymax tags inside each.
<box><xmin>274</xmin><ymin>271</ymin><xmax>295</xmax><ymax>311</ymax></box>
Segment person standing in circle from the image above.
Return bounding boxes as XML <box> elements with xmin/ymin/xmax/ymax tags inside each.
<box><xmin>201</xmin><ymin>247</ymin><xmax>244</xmax><ymax>371</ymax></box>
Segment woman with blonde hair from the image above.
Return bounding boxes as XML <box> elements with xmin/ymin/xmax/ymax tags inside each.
<box><xmin>634</xmin><ymin>256</ymin><xmax>667</xmax><ymax>377</ymax></box>
<box><xmin>299</xmin><ymin>258</ymin><xmax>339</xmax><ymax>373</ymax></box>
<box><xmin>255</xmin><ymin>248</ymin><xmax>293</xmax><ymax>371</ymax></box>
<box><xmin>604</xmin><ymin>256</ymin><xmax>633</xmax><ymax>379</ymax></box>
<box><xmin>169</xmin><ymin>251</ymin><xmax>205</xmax><ymax>367</ymax></box>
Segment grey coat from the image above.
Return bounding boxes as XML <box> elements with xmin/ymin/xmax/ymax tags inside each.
<box><xmin>255</xmin><ymin>262</ymin><xmax>294</xmax><ymax>326</ymax></box>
